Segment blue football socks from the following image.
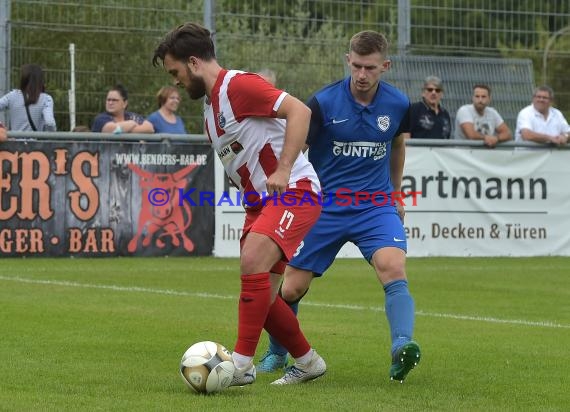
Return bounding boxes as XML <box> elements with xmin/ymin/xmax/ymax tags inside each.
<box><xmin>384</xmin><ymin>279</ymin><xmax>415</xmax><ymax>355</ymax></box>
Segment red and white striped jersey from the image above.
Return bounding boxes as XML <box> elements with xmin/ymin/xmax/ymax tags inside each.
<box><xmin>204</xmin><ymin>69</ymin><xmax>320</xmax><ymax>204</ymax></box>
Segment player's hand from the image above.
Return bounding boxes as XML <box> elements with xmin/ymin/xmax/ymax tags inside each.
<box><xmin>397</xmin><ymin>203</ymin><xmax>405</xmax><ymax>223</ymax></box>
<box><xmin>266</xmin><ymin>167</ymin><xmax>290</xmax><ymax>196</ymax></box>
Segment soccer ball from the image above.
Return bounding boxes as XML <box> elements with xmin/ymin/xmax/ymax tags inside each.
<box><xmin>179</xmin><ymin>341</ymin><xmax>235</xmax><ymax>394</ymax></box>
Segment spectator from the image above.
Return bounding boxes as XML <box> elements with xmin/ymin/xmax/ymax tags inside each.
<box><xmin>408</xmin><ymin>75</ymin><xmax>451</xmax><ymax>139</ymax></box>
<box><xmin>454</xmin><ymin>84</ymin><xmax>512</xmax><ymax>147</ymax></box>
<box><xmin>0</xmin><ymin>121</ymin><xmax>7</xmax><ymax>142</ymax></box>
<box><xmin>256</xmin><ymin>68</ymin><xmax>277</xmax><ymax>86</ymax></box>
<box><xmin>515</xmin><ymin>85</ymin><xmax>569</xmax><ymax>146</ymax></box>
<box><xmin>146</xmin><ymin>86</ymin><xmax>187</xmax><ymax>134</ymax></box>
<box><xmin>0</xmin><ymin>64</ymin><xmax>57</xmax><ymax>132</ymax></box>
<box><xmin>91</xmin><ymin>84</ymin><xmax>154</xmax><ymax>134</ymax></box>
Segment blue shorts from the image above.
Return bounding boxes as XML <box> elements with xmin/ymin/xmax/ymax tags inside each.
<box><xmin>289</xmin><ymin>207</ymin><xmax>407</xmax><ymax>276</ymax></box>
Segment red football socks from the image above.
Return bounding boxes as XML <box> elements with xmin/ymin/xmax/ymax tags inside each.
<box><xmin>264</xmin><ymin>295</ymin><xmax>310</xmax><ymax>358</ymax></box>
<box><xmin>234</xmin><ymin>272</ymin><xmax>271</xmax><ymax>356</ymax></box>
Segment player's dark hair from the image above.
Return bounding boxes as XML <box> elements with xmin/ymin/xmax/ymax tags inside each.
<box><xmin>473</xmin><ymin>84</ymin><xmax>491</xmax><ymax>95</ymax></box>
<box><xmin>20</xmin><ymin>64</ymin><xmax>46</xmax><ymax>105</ymax></box>
<box><xmin>349</xmin><ymin>30</ymin><xmax>389</xmax><ymax>56</ymax></box>
<box><xmin>153</xmin><ymin>22</ymin><xmax>216</xmax><ymax>67</ymax></box>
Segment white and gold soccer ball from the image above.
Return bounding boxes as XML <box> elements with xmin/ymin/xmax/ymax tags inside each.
<box><xmin>179</xmin><ymin>341</ymin><xmax>235</xmax><ymax>394</ymax></box>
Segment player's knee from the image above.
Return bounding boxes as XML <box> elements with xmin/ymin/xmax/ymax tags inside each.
<box><xmin>376</xmin><ymin>263</ymin><xmax>406</xmax><ymax>283</ymax></box>
<box><xmin>240</xmin><ymin>251</ymin><xmax>259</xmax><ymax>274</ymax></box>
<box><xmin>279</xmin><ymin>285</ymin><xmax>307</xmax><ymax>304</ymax></box>
<box><xmin>239</xmin><ymin>261</ymin><xmax>252</xmax><ymax>275</ymax></box>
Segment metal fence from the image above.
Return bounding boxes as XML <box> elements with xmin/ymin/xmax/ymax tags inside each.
<box><xmin>382</xmin><ymin>55</ymin><xmax>535</xmax><ymax>133</ymax></box>
<box><xmin>1</xmin><ymin>0</ymin><xmax>569</xmax><ymax>132</ymax></box>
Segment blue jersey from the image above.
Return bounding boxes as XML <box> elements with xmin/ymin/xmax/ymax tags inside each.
<box><xmin>307</xmin><ymin>77</ymin><xmax>409</xmax><ymax>212</ymax></box>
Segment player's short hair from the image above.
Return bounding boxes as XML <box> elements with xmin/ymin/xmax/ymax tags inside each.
<box><xmin>153</xmin><ymin>22</ymin><xmax>216</xmax><ymax>67</ymax></box>
<box><xmin>349</xmin><ymin>30</ymin><xmax>389</xmax><ymax>56</ymax></box>
<box><xmin>156</xmin><ymin>86</ymin><xmax>179</xmax><ymax>108</ymax></box>
<box><xmin>473</xmin><ymin>84</ymin><xmax>491</xmax><ymax>95</ymax></box>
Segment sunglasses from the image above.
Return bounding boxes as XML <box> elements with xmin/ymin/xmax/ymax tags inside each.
<box><xmin>425</xmin><ymin>87</ymin><xmax>442</xmax><ymax>93</ymax></box>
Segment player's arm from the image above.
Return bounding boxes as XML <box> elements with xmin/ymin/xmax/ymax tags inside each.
<box><xmin>391</xmin><ymin>133</ymin><xmax>405</xmax><ymax>192</ymax></box>
<box><xmin>228</xmin><ymin>73</ymin><xmax>310</xmax><ymax>193</ymax></box>
<box><xmin>391</xmin><ymin>133</ymin><xmax>406</xmax><ymax>221</ymax></box>
<box><xmin>304</xmin><ymin>96</ymin><xmax>323</xmax><ymax>153</ymax></box>
<box><xmin>392</xmin><ymin>106</ymin><xmax>409</xmax><ymax>221</ymax></box>
<box><xmin>267</xmin><ymin>94</ymin><xmax>311</xmax><ymax>194</ymax></box>
<box><xmin>391</xmin><ymin>105</ymin><xmax>409</xmax><ymax>191</ymax></box>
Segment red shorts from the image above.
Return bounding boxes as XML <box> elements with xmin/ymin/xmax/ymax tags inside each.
<box><xmin>240</xmin><ymin>188</ymin><xmax>321</xmax><ymax>274</ymax></box>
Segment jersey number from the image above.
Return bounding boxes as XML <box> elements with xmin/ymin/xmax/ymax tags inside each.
<box><xmin>278</xmin><ymin>210</ymin><xmax>294</xmax><ymax>235</ymax></box>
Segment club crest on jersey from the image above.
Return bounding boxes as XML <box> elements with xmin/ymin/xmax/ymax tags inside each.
<box><xmin>217</xmin><ymin>112</ymin><xmax>226</xmax><ymax>129</ymax></box>
<box><xmin>377</xmin><ymin>115</ymin><xmax>390</xmax><ymax>132</ymax></box>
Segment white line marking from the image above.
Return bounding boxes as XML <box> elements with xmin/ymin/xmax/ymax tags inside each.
<box><xmin>1</xmin><ymin>275</ymin><xmax>568</xmax><ymax>329</ymax></box>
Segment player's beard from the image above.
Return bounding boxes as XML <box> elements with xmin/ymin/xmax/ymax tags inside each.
<box><xmin>185</xmin><ymin>66</ymin><xmax>206</xmax><ymax>100</ymax></box>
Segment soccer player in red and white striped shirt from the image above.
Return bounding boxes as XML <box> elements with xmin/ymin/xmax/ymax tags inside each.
<box><xmin>153</xmin><ymin>22</ymin><xmax>326</xmax><ymax>386</ymax></box>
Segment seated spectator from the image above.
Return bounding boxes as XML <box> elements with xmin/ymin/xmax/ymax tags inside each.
<box><xmin>146</xmin><ymin>86</ymin><xmax>187</xmax><ymax>134</ymax></box>
<box><xmin>0</xmin><ymin>64</ymin><xmax>56</xmax><ymax>132</ymax></box>
<box><xmin>256</xmin><ymin>68</ymin><xmax>277</xmax><ymax>86</ymax></box>
<box><xmin>454</xmin><ymin>84</ymin><xmax>512</xmax><ymax>147</ymax></box>
<box><xmin>516</xmin><ymin>85</ymin><xmax>569</xmax><ymax>146</ymax></box>
<box><xmin>91</xmin><ymin>84</ymin><xmax>154</xmax><ymax>134</ymax></box>
<box><xmin>0</xmin><ymin>121</ymin><xmax>7</xmax><ymax>142</ymax></box>
<box><xmin>409</xmin><ymin>75</ymin><xmax>451</xmax><ymax>139</ymax></box>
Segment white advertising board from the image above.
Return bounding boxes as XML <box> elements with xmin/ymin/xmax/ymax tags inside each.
<box><xmin>214</xmin><ymin>147</ymin><xmax>570</xmax><ymax>257</ymax></box>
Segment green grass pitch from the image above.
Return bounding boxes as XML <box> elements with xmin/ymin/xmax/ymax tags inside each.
<box><xmin>1</xmin><ymin>257</ymin><xmax>569</xmax><ymax>411</ymax></box>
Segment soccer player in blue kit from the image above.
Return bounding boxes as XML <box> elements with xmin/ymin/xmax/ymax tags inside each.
<box><xmin>258</xmin><ymin>30</ymin><xmax>421</xmax><ymax>382</ymax></box>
